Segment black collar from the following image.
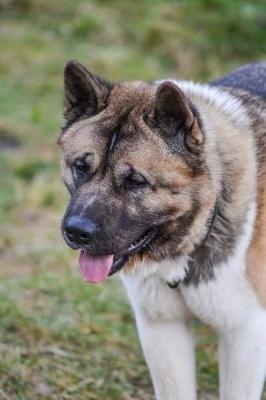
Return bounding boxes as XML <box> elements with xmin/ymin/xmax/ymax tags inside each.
<box><xmin>167</xmin><ymin>201</ymin><xmax>218</xmax><ymax>289</ymax></box>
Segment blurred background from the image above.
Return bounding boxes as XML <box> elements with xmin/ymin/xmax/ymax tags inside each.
<box><xmin>0</xmin><ymin>0</ymin><xmax>265</xmax><ymax>398</ymax></box>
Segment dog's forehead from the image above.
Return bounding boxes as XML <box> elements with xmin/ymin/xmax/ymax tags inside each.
<box><xmin>59</xmin><ymin>118</ymin><xmax>105</xmax><ymax>160</ymax></box>
<box><xmin>108</xmin><ymin>81</ymin><xmax>155</xmax><ymax>111</ymax></box>
<box><xmin>60</xmin><ymin>118</ymin><xmax>163</xmax><ymax>169</ymax></box>
<box><xmin>59</xmin><ymin>82</ymin><xmax>159</xmax><ymax>160</ymax></box>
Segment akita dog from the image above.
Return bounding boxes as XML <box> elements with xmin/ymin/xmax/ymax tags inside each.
<box><xmin>58</xmin><ymin>61</ymin><xmax>266</xmax><ymax>400</ymax></box>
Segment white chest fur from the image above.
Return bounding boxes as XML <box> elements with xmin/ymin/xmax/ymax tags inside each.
<box><xmin>120</xmin><ymin>259</ymin><xmax>191</xmax><ymax>321</ymax></box>
<box><xmin>121</xmin><ymin>202</ymin><xmax>263</xmax><ymax>330</ymax></box>
<box><xmin>181</xmin><ymin>201</ymin><xmax>263</xmax><ymax>331</ymax></box>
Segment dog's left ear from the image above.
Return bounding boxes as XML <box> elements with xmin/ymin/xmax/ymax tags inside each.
<box><xmin>64</xmin><ymin>60</ymin><xmax>112</xmax><ymax>125</ymax></box>
<box><xmin>146</xmin><ymin>81</ymin><xmax>204</xmax><ymax>149</ymax></box>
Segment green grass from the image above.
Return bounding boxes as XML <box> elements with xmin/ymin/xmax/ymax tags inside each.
<box><xmin>0</xmin><ymin>271</ymin><xmax>152</xmax><ymax>399</ymax></box>
<box><xmin>0</xmin><ymin>0</ymin><xmax>265</xmax><ymax>398</ymax></box>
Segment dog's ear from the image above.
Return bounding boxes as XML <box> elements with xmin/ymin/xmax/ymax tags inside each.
<box><xmin>64</xmin><ymin>60</ymin><xmax>112</xmax><ymax>125</ymax></box>
<box><xmin>146</xmin><ymin>81</ymin><xmax>204</xmax><ymax>150</ymax></box>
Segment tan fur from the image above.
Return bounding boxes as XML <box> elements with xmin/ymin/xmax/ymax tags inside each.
<box><xmin>247</xmin><ymin>167</ymin><xmax>266</xmax><ymax>307</ymax></box>
<box><xmin>60</xmin><ymin>64</ymin><xmax>266</xmax><ymax>297</ymax></box>
<box><xmin>225</xmin><ymin>91</ymin><xmax>266</xmax><ymax>307</ymax></box>
<box><xmin>194</xmin><ymin>89</ymin><xmax>266</xmax><ymax>306</ymax></box>
<box><xmin>59</xmin><ymin>79</ymin><xmax>219</xmax><ymax>268</ymax></box>
<box><xmin>171</xmin><ymin>87</ymin><xmax>257</xmax><ymax>257</ymax></box>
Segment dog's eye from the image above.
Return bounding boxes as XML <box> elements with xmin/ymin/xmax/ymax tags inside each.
<box><xmin>72</xmin><ymin>159</ymin><xmax>89</xmax><ymax>181</ymax></box>
<box><xmin>124</xmin><ymin>171</ymin><xmax>148</xmax><ymax>190</ymax></box>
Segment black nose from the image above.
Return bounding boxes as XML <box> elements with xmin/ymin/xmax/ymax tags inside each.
<box><xmin>64</xmin><ymin>216</ymin><xmax>98</xmax><ymax>244</ymax></box>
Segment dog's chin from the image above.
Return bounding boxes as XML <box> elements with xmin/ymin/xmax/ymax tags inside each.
<box><xmin>109</xmin><ymin>227</ymin><xmax>157</xmax><ymax>276</ymax></box>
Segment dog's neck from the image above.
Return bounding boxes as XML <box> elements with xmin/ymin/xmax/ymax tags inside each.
<box><xmin>167</xmin><ymin>200</ymin><xmax>218</xmax><ymax>288</ymax></box>
<box><xmin>167</xmin><ymin>84</ymin><xmax>256</xmax><ymax>287</ymax></box>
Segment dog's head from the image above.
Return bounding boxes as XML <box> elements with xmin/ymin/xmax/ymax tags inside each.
<box><xmin>58</xmin><ymin>61</ymin><xmax>216</xmax><ymax>283</ymax></box>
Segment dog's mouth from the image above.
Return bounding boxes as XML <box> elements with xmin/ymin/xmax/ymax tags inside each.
<box><xmin>78</xmin><ymin>228</ymin><xmax>156</xmax><ymax>284</ymax></box>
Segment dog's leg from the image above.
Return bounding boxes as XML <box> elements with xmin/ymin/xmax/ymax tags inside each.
<box><xmin>121</xmin><ymin>272</ymin><xmax>197</xmax><ymax>400</ymax></box>
<box><xmin>218</xmin><ymin>313</ymin><xmax>266</xmax><ymax>400</ymax></box>
<box><xmin>136</xmin><ymin>312</ymin><xmax>197</xmax><ymax>400</ymax></box>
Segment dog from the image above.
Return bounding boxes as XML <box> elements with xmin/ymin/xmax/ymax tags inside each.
<box><xmin>58</xmin><ymin>60</ymin><xmax>266</xmax><ymax>400</ymax></box>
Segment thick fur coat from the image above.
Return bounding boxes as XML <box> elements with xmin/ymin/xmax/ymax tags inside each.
<box><xmin>59</xmin><ymin>61</ymin><xmax>266</xmax><ymax>400</ymax></box>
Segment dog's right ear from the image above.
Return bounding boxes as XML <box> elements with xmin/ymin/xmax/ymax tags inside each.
<box><xmin>64</xmin><ymin>60</ymin><xmax>112</xmax><ymax>125</ymax></box>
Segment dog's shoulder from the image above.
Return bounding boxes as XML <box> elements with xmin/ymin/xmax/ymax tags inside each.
<box><xmin>181</xmin><ymin>201</ymin><xmax>266</xmax><ymax>330</ymax></box>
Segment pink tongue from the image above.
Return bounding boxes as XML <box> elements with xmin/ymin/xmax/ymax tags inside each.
<box><xmin>79</xmin><ymin>251</ymin><xmax>114</xmax><ymax>284</ymax></box>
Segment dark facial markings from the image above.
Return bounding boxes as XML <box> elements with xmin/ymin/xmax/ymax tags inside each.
<box><xmin>102</xmin><ymin>131</ymin><xmax>118</xmax><ymax>174</ymax></box>
<box><xmin>61</xmin><ymin>62</ymin><xmax>221</xmax><ymax>284</ymax></box>
<box><xmin>67</xmin><ymin>135</ymin><xmax>152</xmax><ymax>198</ymax></box>
<box><xmin>120</xmin><ymin>165</ymin><xmax>150</xmax><ymax>192</ymax></box>
<box><xmin>108</xmin><ymin>131</ymin><xmax>118</xmax><ymax>156</ymax></box>
<box><xmin>71</xmin><ymin>152</ymin><xmax>96</xmax><ymax>187</ymax></box>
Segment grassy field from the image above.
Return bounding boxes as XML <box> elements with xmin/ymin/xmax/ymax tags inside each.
<box><xmin>0</xmin><ymin>0</ymin><xmax>265</xmax><ymax>398</ymax></box>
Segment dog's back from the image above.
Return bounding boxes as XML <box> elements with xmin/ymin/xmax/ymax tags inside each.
<box><xmin>211</xmin><ymin>61</ymin><xmax>266</xmax><ymax>98</ymax></box>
